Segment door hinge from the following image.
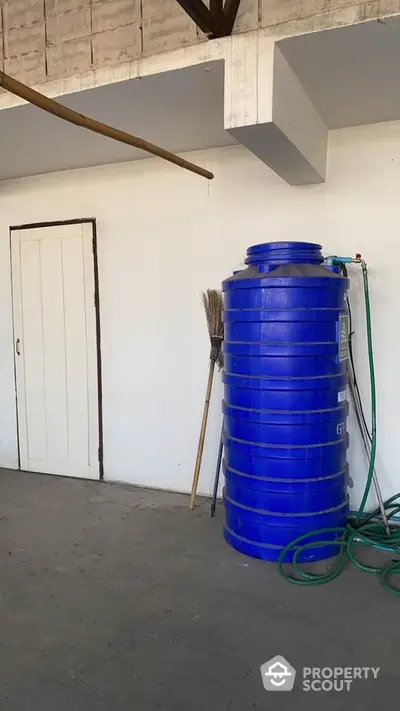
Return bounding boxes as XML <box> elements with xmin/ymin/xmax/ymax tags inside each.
<box><xmin>98</xmin><ymin>446</ymin><xmax>101</xmax><ymax>462</ymax></box>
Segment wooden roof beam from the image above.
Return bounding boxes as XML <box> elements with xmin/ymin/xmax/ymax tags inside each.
<box><xmin>175</xmin><ymin>0</ymin><xmax>241</xmax><ymax>37</ymax></box>
<box><xmin>223</xmin><ymin>0</ymin><xmax>241</xmax><ymax>35</ymax></box>
<box><xmin>175</xmin><ymin>0</ymin><xmax>220</xmax><ymax>36</ymax></box>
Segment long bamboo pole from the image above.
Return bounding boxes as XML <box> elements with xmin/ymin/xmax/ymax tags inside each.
<box><xmin>0</xmin><ymin>70</ymin><xmax>214</xmax><ymax>181</ymax></box>
<box><xmin>189</xmin><ymin>359</ymin><xmax>216</xmax><ymax>510</ymax></box>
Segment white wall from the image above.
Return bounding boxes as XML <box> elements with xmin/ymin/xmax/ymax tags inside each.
<box><xmin>1</xmin><ymin>121</ymin><xmax>400</xmax><ymax>510</ymax></box>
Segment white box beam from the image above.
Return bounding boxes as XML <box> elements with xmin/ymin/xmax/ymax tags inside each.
<box><xmin>225</xmin><ymin>35</ymin><xmax>328</xmax><ymax>184</ymax></box>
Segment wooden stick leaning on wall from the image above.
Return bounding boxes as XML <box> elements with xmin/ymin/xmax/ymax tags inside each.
<box><xmin>0</xmin><ymin>71</ymin><xmax>214</xmax><ymax>181</ymax></box>
<box><xmin>190</xmin><ymin>290</ymin><xmax>224</xmax><ymax>511</ymax></box>
<box><xmin>190</xmin><ymin>357</ymin><xmax>217</xmax><ymax>510</ymax></box>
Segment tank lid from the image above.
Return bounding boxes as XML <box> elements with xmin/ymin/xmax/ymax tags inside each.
<box><xmin>246</xmin><ymin>241</ymin><xmax>323</xmax><ymax>266</ymax></box>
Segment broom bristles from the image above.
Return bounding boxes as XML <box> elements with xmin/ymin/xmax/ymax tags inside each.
<box><xmin>202</xmin><ymin>289</ymin><xmax>224</xmax><ymax>338</ymax></box>
<box><xmin>202</xmin><ymin>289</ymin><xmax>224</xmax><ymax>368</ymax></box>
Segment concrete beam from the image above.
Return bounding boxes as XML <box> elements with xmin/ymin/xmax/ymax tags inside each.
<box><xmin>0</xmin><ymin>24</ymin><xmax>327</xmax><ymax>184</ymax></box>
<box><xmin>225</xmin><ymin>35</ymin><xmax>327</xmax><ymax>184</ymax></box>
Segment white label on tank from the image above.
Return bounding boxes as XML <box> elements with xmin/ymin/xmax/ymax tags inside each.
<box><xmin>337</xmin><ymin>422</ymin><xmax>345</xmax><ymax>436</ymax></box>
<box><xmin>338</xmin><ymin>390</ymin><xmax>346</xmax><ymax>403</ymax></box>
<box><xmin>338</xmin><ymin>313</ymin><xmax>349</xmax><ymax>361</ymax></box>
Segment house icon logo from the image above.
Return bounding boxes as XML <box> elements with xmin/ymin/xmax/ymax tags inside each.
<box><xmin>260</xmin><ymin>655</ymin><xmax>296</xmax><ymax>691</ymax></box>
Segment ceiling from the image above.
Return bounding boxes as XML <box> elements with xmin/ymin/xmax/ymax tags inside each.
<box><xmin>279</xmin><ymin>15</ymin><xmax>400</xmax><ymax>129</ymax></box>
<box><xmin>0</xmin><ymin>60</ymin><xmax>234</xmax><ymax>181</ymax></box>
<box><xmin>2</xmin><ymin>16</ymin><xmax>400</xmax><ymax>181</ymax></box>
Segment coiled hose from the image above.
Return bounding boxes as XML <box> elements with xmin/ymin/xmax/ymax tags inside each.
<box><xmin>278</xmin><ymin>263</ymin><xmax>400</xmax><ymax>596</ymax></box>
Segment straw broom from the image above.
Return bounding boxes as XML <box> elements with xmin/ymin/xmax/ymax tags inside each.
<box><xmin>189</xmin><ymin>290</ymin><xmax>224</xmax><ymax>510</ymax></box>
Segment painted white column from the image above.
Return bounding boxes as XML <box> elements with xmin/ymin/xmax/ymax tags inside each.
<box><xmin>224</xmin><ymin>34</ymin><xmax>328</xmax><ymax>185</ymax></box>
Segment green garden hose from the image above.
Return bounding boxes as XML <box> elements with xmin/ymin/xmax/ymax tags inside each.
<box><xmin>278</xmin><ymin>263</ymin><xmax>400</xmax><ymax>596</ymax></box>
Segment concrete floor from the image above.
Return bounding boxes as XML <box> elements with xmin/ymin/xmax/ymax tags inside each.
<box><xmin>0</xmin><ymin>470</ymin><xmax>398</xmax><ymax>710</ymax></box>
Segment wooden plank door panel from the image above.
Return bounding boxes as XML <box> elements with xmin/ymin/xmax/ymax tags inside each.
<box><xmin>11</xmin><ymin>222</ymin><xmax>100</xmax><ymax>480</ymax></box>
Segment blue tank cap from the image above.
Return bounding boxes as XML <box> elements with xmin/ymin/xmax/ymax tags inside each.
<box><xmin>246</xmin><ymin>241</ymin><xmax>323</xmax><ymax>266</ymax></box>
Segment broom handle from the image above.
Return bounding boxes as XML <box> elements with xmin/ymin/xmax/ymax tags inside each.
<box><xmin>211</xmin><ymin>420</ymin><xmax>224</xmax><ymax>518</ymax></box>
<box><xmin>190</xmin><ymin>359</ymin><xmax>216</xmax><ymax>510</ymax></box>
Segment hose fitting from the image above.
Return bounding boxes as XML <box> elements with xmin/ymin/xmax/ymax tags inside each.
<box><xmin>325</xmin><ymin>255</ymin><xmax>364</xmax><ymax>266</ymax></box>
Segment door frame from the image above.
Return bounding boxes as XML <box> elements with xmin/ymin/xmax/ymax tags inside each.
<box><xmin>9</xmin><ymin>218</ymin><xmax>104</xmax><ymax>480</ymax></box>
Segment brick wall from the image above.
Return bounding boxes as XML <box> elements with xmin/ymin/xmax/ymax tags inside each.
<box><xmin>0</xmin><ymin>0</ymin><xmax>399</xmax><ymax>86</ymax></box>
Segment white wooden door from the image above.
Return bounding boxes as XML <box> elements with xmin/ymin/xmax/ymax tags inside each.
<box><xmin>11</xmin><ymin>222</ymin><xmax>100</xmax><ymax>479</ymax></box>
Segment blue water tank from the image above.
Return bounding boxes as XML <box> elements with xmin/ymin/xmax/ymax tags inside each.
<box><xmin>222</xmin><ymin>242</ymin><xmax>349</xmax><ymax>563</ymax></box>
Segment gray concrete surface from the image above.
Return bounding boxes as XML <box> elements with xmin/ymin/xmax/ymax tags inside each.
<box><xmin>0</xmin><ymin>468</ymin><xmax>398</xmax><ymax>710</ymax></box>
